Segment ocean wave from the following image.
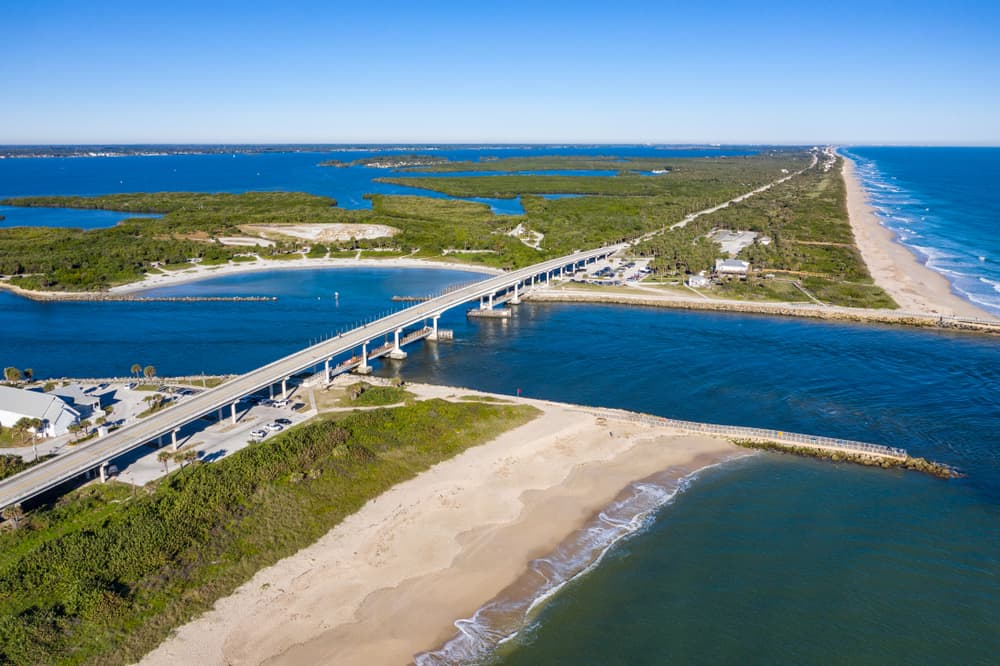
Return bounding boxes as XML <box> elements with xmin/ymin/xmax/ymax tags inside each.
<box><xmin>413</xmin><ymin>457</ymin><xmax>746</xmax><ymax>666</ymax></box>
<box><xmin>979</xmin><ymin>276</ymin><xmax>1000</xmax><ymax>294</ymax></box>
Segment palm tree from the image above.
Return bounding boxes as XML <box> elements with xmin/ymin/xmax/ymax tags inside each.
<box><xmin>3</xmin><ymin>367</ymin><xmax>21</xmax><ymax>383</ymax></box>
<box><xmin>12</xmin><ymin>417</ymin><xmax>32</xmax><ymax>446</ymax></box>
<box><xmin>157</xmin><ymin>450</ymin><xmax>172</xmax><ymax>472</ymax></box>
<box><xmin>143</xmin><ymin>365</ymin><xmax>156</xmax><ymax>380</ymax></box>
<box><xmin>29</xmin><ymin>418</ymin><xmax>43</xmax><ymax>460</ymax></box>
<box><xmin>23</xmin><ymin>368</ymin><xmax>33</xmax><ymax>382</ymax></box>
<box><xmin>1</xmin><ymin>504</ymin><xmax>25</xmax><ymax>529</ymax></box>
<box><xmin>173</xmin><ymin>450</ymin><xmax>197</xmax><ymax>468</ymax></box>
<box><xmin>131</xmin><ymin>363</ymin><xmax>142</xmax><ymax>378</ymax></box>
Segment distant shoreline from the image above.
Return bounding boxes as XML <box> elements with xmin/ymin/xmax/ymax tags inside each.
<box><xmin>840</xmin><ymin>154</ymin><xmax>994</xmax><ymax>319</ymax></box>
<box><xmin>0</xmin><ymin>256</ymin><xmax>501</xmax><ymax>301</ymax></box>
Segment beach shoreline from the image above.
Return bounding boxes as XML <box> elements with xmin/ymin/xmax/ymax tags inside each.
<box><xmin>139</xmin><ymin>385</ymin><xmax>746</xmax><ymax>666</ymax></box>
<box><xmin>840</xmin><ymin>155</ymin><xmax>993</xmax><ymax>319</ymax></box>
<box><xmin>0</xmin><ymin>256</ymin><xmax>502</xmax><ymax>301</ymax></box>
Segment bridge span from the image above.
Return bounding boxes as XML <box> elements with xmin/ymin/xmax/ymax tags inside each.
<box><xmin>0</xmin><ymin>244</ymin><xmax>624</xmax><ymax>510</ymax></box>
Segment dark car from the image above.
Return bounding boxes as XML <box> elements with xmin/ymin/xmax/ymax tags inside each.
<box><xmin>274</xmin><ymin>418</ymin><xmax>292</xmax><ymax>425</ymax></box>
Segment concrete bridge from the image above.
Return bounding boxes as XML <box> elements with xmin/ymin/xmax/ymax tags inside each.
<box><xmin>0</xmin><ymin>244</ymin><xmax>625</xmax><ymax>511</ymax></box>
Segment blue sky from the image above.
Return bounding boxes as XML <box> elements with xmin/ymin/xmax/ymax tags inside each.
<box><xmin>2</xmin><ymin>0</ymin><xmax>998</xmax><ymax>144</ymax></box>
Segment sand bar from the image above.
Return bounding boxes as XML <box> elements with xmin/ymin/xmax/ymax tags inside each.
<box><xmin>841</xmin><ymin>156</ymin><xmax>991</xmax><ymax>319</ymax></box>
<box><xmin>140</xmin><ymin>387</ymin><xmax>743</xmax><ymax>665</ymax></box>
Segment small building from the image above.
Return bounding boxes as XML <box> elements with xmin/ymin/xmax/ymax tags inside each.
<box><xmin>49</xmin><ymin>384</ymin><xmax>113</xmax><ymax>421</ymax></box>
<box><xmin>715</xmin><ymin>259</ymin><xmax>751</xmax><ymax>276</ymax></box>
<box><xmin>0</xmin><ymin>386</ymin><xmax>80</xmax><ymax>437</ymax></box>
<box><xmin>687</xmin><ymin>274</ymin><xmax>711</xmax><ymax>288</ymax></box>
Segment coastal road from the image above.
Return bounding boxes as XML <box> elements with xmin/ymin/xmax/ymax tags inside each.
<box><xmin>0</xmin><ymin>244</ymin><xmax>624</xmax><ymax>510</ymax></box>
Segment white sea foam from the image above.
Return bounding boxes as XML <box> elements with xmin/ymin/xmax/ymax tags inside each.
<box><xmin>413</xmin><ymin>458</ymin><xmax>746</xmax><ymax>666</ymax></box>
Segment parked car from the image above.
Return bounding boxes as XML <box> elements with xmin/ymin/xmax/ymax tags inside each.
<box><xmin>274</xmin><ymin>418</ymin><xmax>292</xmax><ymax>425</ymax></box>
<box><xmin>271</xmin><ymin>399</ymin><xmax>290</xmax><ymax>408</ymax></box>
<box><xmin>265</xmin><ymin>423</ymin><xmax>283</xmax><ymax>432</ymax></box>
<box><xmin>250</xmin><ymin>428</ymin><xmax>268</xmax><ymax>438</ymax></box>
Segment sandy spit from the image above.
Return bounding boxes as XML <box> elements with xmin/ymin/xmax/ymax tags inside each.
<box><xmin>139</xmin><ymin>392</ymin><xmax>741</xmax><ymax>666</ymax></box>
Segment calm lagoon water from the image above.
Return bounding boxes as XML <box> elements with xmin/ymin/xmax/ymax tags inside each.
<box><xmin>0</xmin><ymin>146</ymin><xmax>997</xmax><ymax>663</ymax></box>
<box><xmin>0</xmin><ymin>146</ymin><xmax>738</xmax><ymax>222</ymax></box>
<box><xmin>0</xmin><ymin>205</ymin><xmax>159</xmax><ymax>229</ymax></box>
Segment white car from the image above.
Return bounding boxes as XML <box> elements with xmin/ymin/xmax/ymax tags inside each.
<box><xmin>271</xmin><ymin>399</ymin><xmax>290</xmax><ymax>408</ymax></box>
<box><xmin>250</xmin><ymin>428</ymin><xmax>268</xmax><ymax>439</ymax></box>
<box><xmin>265</xmin><ymin>423</ymin><xmax>283</xmax><ymax>432</ymax></box>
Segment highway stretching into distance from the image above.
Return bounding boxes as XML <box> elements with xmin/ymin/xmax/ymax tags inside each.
<box><xmin>0</xmin><ymin>244</ymin><xmax>624</xmax><ymax>509</ymax></box>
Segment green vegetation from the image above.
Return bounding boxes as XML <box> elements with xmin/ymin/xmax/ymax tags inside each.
<box><xmin>319</xmin><ymin>153</ymin><xmax>450</xmax><ymax>168</ymax></box>
<box><xmin>338</xmin><ymin>381</ymin><xmax>414</xmax><ymax>406</ymax></box>
<box><xmin>0</xmin><ymin>399</ymin><xmax>538</xmax><ymax>665</ymax></box>
<box><xmin>634</xmin><ymin>156</ymin><xmax>897</xmax><ymax>308</ymax></box>
<box><xmin>379</xmin><ymin>153</ymin><xmax>803</xmax><ymax>199</ymax></box>
<box><xmin>2</xmin><ymin>150</ymin><xmax>882</xmax><ymax>301</ymax></box>
<box><xmin>0</xmin><ymin>153</ymin><xmax>808</xmax><ymax>289</ymax></box>
<box><xmin>0</xmin><ymin>455</ymin><xmax>52</xmax><ymax>481</ymax></box>
<box><xmin>459</xmin><ymin>394</ymin><xmax>514</xmax><ymax>403</ymax></box>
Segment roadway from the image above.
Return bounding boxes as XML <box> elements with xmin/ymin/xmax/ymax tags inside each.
<box><xmin>0</xmin><ymin>244</ymin><xmax>624</xmax><ymax>509</ymax></box>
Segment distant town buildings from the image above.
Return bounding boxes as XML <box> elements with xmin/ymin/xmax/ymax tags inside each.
<box><xmin>0</xmin><ymin>386</ymin><xmax>80</xmax><ymax>437</ymax></box>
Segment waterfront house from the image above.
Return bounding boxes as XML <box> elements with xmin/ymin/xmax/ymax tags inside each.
<box><xmin>0</xmin><ymin>385</ymin><xmax>81</xmax><ymax>437</ymax></box>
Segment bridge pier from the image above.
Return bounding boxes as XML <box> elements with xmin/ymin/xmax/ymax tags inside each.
<box><xmin>324</xmin><ymin>357</ymin><xmax>330</xmax><ymax>381</ymax></box>
<box><xmin>510</xmin><ymin>283</ymin><xmax>521</xmax><ymax>305</ymax></box>
<box><xmin>281</xmin><ymin>377</ymin><xmax>289</xmax><ymax>399</ymax></box>
<box><xmin>428</xmin><ymin>315</ymin><xmax>441</xmax><ymax>341</ymax></box>
<box><xmin>171</xmin><ymin>428</ymin><xmax>180</xmax><ymax>452</ymax></box>
<box><xmin>389</xmin><ymin>328</ymin><xmax>408</xmax><ymax>360</ymax></box>
<box><xmin>99</xmin><ymin>462</ymin><xmax>108</xmax><ymax>483</ymax></box>
<box><xmin>231</xmin><ymin>401</ymin><xmax>238</xmax><ymax>425</ymax></box>
<box><xmin>357</xmin><ymin>341</ymin><xmax>373</xmax><ymax>374</ymax></box>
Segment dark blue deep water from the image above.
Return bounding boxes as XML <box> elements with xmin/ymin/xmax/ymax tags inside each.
<box><xmin>845</xmin><ymin>147</ymin><xmax>1000</xmax><ymax>316</ymax></box>
<box><xmin>0</xmin><ymin>147</ymin><xmax>997</xmax><ymax>664</ymax></box>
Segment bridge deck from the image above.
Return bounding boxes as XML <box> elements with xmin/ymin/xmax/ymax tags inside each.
<box><xmin>0</xmin><ymin>245</ymin><xmax>623</xmax><ymax>509</ymax></box>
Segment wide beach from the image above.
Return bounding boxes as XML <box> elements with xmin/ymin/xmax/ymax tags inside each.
<box><xmin>840</xmin><ymin>156</ymin><xmax>991</xmax><ymax>319</ymax></box>
<box><xmin>140</xmin><ymin>386</ymin><xmax>743</xmax><ymax>665</ymax></box>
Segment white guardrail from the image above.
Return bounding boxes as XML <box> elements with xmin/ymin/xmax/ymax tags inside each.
<box><xmin>580</xmin><ymin>407</ymin><xmax>909</xmax><ymax>460</ymax></box>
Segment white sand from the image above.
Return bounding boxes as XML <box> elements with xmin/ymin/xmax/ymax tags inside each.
<box><xmin>139</xmin><ymin>392</ymin><xmax>740</xmax><ymax>666</ymax></box>
<box><xmin>106</xmin><ymin>256</ymin><xmax>501</xmax><ymax>294</ymax></box>
<box><xmin>842</xmin><ymin>156</ymin><xmax>992</xmax><ymax>319</ymax></box>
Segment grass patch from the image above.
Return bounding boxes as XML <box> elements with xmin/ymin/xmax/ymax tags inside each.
<box><xmin>458</xmin><ymin>395</ymin><xmax>514</xmax><ymax>403</ymax></box>
<box><xmin>0</xmin><ymin>400</ymin><xmax>538</xmax><ymax>665</ymax></box>
<box><xmin>337</xmin><ymin>382</ymin><xmax>414</xmax><ymax>407</ymax></box>
<box><xmin>230</xmin><ymin>255</ymin><xmax>257</xmax><ymax>263</ymax></box>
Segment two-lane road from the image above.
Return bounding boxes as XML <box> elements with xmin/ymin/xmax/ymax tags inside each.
<box><xmin>0</xmin><ymin>244</ymin><xmax>624</xmax><ymax>509</ymax></box>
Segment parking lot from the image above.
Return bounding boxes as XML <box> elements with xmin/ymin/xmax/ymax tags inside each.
<box><xmin>113</xmin><ymin>391</ymin><xmax>314</xmax><ymax>486</ymax></box>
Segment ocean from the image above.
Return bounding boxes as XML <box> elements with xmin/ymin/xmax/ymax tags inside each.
<box><xmin>0</xmin><ymin>146</ymin><xmax>997</xmax><ymax>664</ymax></box>
<box><xmin>843</xmin><ymin>147</ymin><xmax>1000</xmax><ymax>317</ymax></box>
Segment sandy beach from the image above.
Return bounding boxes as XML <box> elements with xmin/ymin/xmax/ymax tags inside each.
<box><xmin>841</xmin><ymin>156</ymin><xmax>992</xmax><ymax>319</ymax></box>
<box><xmin>0</xmin><ymin>256</ymin><xmax>501</xmax><ymax>301</ymax></box>
<box><xmin>140</xmin><ymin>387</ymin><xmax>743</xmax><ymax>666</ymax></box>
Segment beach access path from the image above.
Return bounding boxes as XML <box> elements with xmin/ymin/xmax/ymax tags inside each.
<box><xmin>139</xmin><ymin>383</ymin><xmax>745</xmax><ymax>666</ymax></box>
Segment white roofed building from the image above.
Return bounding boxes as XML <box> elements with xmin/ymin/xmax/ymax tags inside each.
<box><xmin>0</xmin><ymin>386</ymin><xmax>81</xmax><ymax>437</ymax></box>
<box><xmin>715</xmin><ymin>259</ymin><xmax>750</xmax><ymax>275</ymax></box>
